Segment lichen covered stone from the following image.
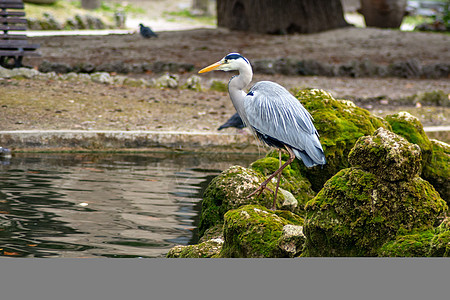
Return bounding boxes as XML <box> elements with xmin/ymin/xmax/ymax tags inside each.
<box><xmin>277</xmin><ymin>224</ymin><xmax>306</xmax><ymax>257</ymax></box>
<box><xmin>294</xmin><ymin>88</ymin><xmax>391</xmax><ymax>191</ymax></box>
<box><xmin>220</xmin><ymin>205</ymin><xmax>304</xmax><ymax>258</ymax></box>
<box><xmin>166</xmin><ymin>238</ymin><xmax>224</xmax><ymax>258</ymax></box>
<box><xmin>348</xmin><ymin>127</ymin><xmax>422</xmax><ymax>181</ymax></box>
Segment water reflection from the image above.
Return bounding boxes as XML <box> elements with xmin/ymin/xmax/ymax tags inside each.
<box><xmin>0</xmin><ymin>152</ymin><xmax>260</xmax><ymax>258</ymax></box>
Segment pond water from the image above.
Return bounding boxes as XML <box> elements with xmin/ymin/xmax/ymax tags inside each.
<box><xmin>0</xmin><ymin>152</ymin><xmax>260</xmax><ymax>258</ymax></box>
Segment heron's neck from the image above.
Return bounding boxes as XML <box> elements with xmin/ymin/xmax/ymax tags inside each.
<box><xmin>228</xmin><ymin>64</ymin><xmax>253</xmax><ymax>119</ymax></box>
<box><xmin>229</xmin><ymin>63</ymin><xmax>253</xmax><ymax>92</ymax></box>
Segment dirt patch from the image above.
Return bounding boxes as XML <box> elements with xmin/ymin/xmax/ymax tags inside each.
<box><xmin>26</xmin><ymin>27</ymin><xmax>450</xmax><ymax>69</ymax></box>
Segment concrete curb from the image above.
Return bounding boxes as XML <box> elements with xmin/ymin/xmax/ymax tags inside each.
<box><xmin>0</xmin><ymin>130</ymin><xmax>261</xmax><ymax>153</ymax></box>
<box><xmin>1</xmin><ymin>127</ymin><xmax>448</xmax><ymax>152</ymax></box>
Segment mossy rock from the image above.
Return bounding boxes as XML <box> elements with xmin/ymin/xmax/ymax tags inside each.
<box><xmin>182</xmin><ymin>75</ymin><xmax>202</xmax><ymax>91</ymax></box>
<box><xmin>166</xmin><ymin>238</ymin><xmax>223</xmax><ymax>258</ymax></box>
<box><xmin>198</xmin><ymin>166</ymin><xmax>275</xmax><ymax>238</ymax></box>
<box><xmin>422</xmin><ymin>139</ymin><xmax>449</xmax><ymax>203</ymax></box>
<box><xmin>378</xmin><ymin>218</ymin><xmax>450</xmax><ymax>257</ymax></box>
<box><xmin>303</xmin><ymin>168</ymin><xmax>447</xmax><ymax>257</ymax></box>
<box><xmin>294</xmin><ymin>88</ymin><xmax>391</xmax><ymax>191</ymax></box>
<box><xmin>220</xmin><ymin>205</ymin><xmax>305</xmax><ymax>258</ymax></box>
<box><xmin>384</xmin><ymin>111</ymin><xmax>433</xmax><ymax>167</ymax></box>
<box><xmin>377</xmin><ymin>228</ymin><xmax>436</xmax><ymax>257</ymax></box>
<box><xmin>348</xmin><ymin>128</ymin><xmax>422</xmax><ymax>182</ymax></box>
<box><xmin>250</xmin><ymin>151</ymin><xmax>316</xmax><ymax>215</ymax></box>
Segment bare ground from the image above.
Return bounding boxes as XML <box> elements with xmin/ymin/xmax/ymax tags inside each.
<box><xmin>1</xmin><ymin>1</ymin><xmax>449</xmax><ymax>141</ymax></box>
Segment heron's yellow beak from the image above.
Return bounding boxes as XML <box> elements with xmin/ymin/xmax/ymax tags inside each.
<box><xmin>198</xmin><ymin>61</ymin><xmax>222</xmax><ymax>73</ymax></box>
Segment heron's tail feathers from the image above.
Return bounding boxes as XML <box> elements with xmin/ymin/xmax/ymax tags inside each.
<box><xmin>293</xmin><ymin>145</ymin><xmax>326</xmax><ymax>168</ymax></box>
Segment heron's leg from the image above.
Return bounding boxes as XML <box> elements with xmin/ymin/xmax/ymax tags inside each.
<box><xmin>272</xmin><ymin>150</ymin><xmax>283</xmax><ymax>210</ymax></box>
<box><xmin>248</xmin><ymin>147</ymin><xmax>296</xmax><ymax>201</ymax></box>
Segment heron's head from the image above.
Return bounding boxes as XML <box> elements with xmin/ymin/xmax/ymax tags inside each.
<box><xmin>198</xmin><ymin>53</ymin><xmax>250</xmax><ymax>73</ymax></box>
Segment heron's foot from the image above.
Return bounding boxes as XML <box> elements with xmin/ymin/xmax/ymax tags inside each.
<box><xmin>247</xmin><ymin>184</ymin><xmax>273</xmax><ymax>199</ymax></box>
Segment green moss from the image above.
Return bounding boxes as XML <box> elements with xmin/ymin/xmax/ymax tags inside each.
<box><xmin>209</xmin><ymin>80</ymin><xmax>228</xmax><ymax>92</ymax></box>
<box><xmin>422</xmin><ymin>140</ymin><xmax>450</xmax><ymax>203</ymax></box>
<box><xmin>303</xmin><ymin>168</ymin><xmax>447</xmax><ymax>256</ymax></box>
<box><xmin>378</xmin><ymin>229</ymin><xmax>435</xmax><ymax>257</ymax></box>
<box><xmin>294</xmin><ymin>89</ymin><xmax>391</xmax><ymax>191</ymax></box>
<box><xmin>220</xmin><ymin>205</ymin><xmax>304</xmax><ymax>258</ymax></box>
<box><xmin>378</xmin><ymin>218</ymin><xmax>450</xmax><ymax>257</ymax></box>
<box><xmin>429</xmin><ymin>218</ymin><xmax>450</xmax><ymax>257</ymax></box>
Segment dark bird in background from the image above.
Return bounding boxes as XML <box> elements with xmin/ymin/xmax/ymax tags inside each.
<box><xmin>199</xmin><ymin>53</ymin><xmax>326</xmax><ymax>210</ymax></box>
<box><xmin>139</xmin><ymin>23</ymin><xmax>158</xmax><ymax>38</ymax></box>
<box><xmin>218</xmin><ymin>112</ymin><xmax>246</xmax><ymax>130</ymax></box>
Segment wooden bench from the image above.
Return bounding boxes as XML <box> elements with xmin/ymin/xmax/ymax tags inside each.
<box><xmin>0</xmin><ymin>0</ymin><xmax>40</xmax><ymax>68</ymax></box>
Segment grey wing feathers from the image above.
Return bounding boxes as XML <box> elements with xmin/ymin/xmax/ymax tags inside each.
<box><xmin>244</xmin><ymin>81</ymin><xmax>326</xmax><ymax>167</ymax></box>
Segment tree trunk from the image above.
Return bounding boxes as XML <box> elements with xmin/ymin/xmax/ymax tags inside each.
<box><xmin>192</xmin><ymin>0</ymin><xmax>210</xmax><ymax>16</ymax></box>
<box><xmin>217</xmin><ymin>0</ymin><xmax>350</xmax><ymax>34</ymax></box>
<box><xmin>359</xmin><ymin>0</ymin><xmax>407</xmax><ymax>29</ymax></box>
<box><xmin>81</xmin><ymin>0</ymin><xmax>101</xmax><ymax>10</ymax></box>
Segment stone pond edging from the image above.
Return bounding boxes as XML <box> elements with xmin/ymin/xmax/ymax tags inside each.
<box><xmin>0</xmin><ymin>130</ymin><xmax>261</xmax><ymax>153</ymax></box>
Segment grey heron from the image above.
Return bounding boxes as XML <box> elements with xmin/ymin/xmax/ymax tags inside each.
<box><xmin>199</xmin><ymin>53</ymin><xmax>326</xmax><ymax>210</ymax></box>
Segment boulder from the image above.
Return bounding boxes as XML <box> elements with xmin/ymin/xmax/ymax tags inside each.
<box><xmin>348</xmin><ymin>127</ymin><xmax>422</xmax><ymax>181</ymax></box>
<box><xmin>294</xmin><ymin>88</ymin><xmax>391</xmax><ymax>191</ymax></box>
<box><xmin>220</xmin><ymin>205</ymin><xmax>304</xmax><ymax>258</ymax></box>
<box><xmin>198</xmin><ymin>166</ymin><xmax>274</xmax><ymax>237</ymax></box>
<box><xmin>385</xmin><ymin>112</ymin><xmax>449</xmax><ymax>202</ymax></box>
<box><xmin>303</xmin><ymin>128</ymin><xmax>447</xmax><ymax>256</ymax></box>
